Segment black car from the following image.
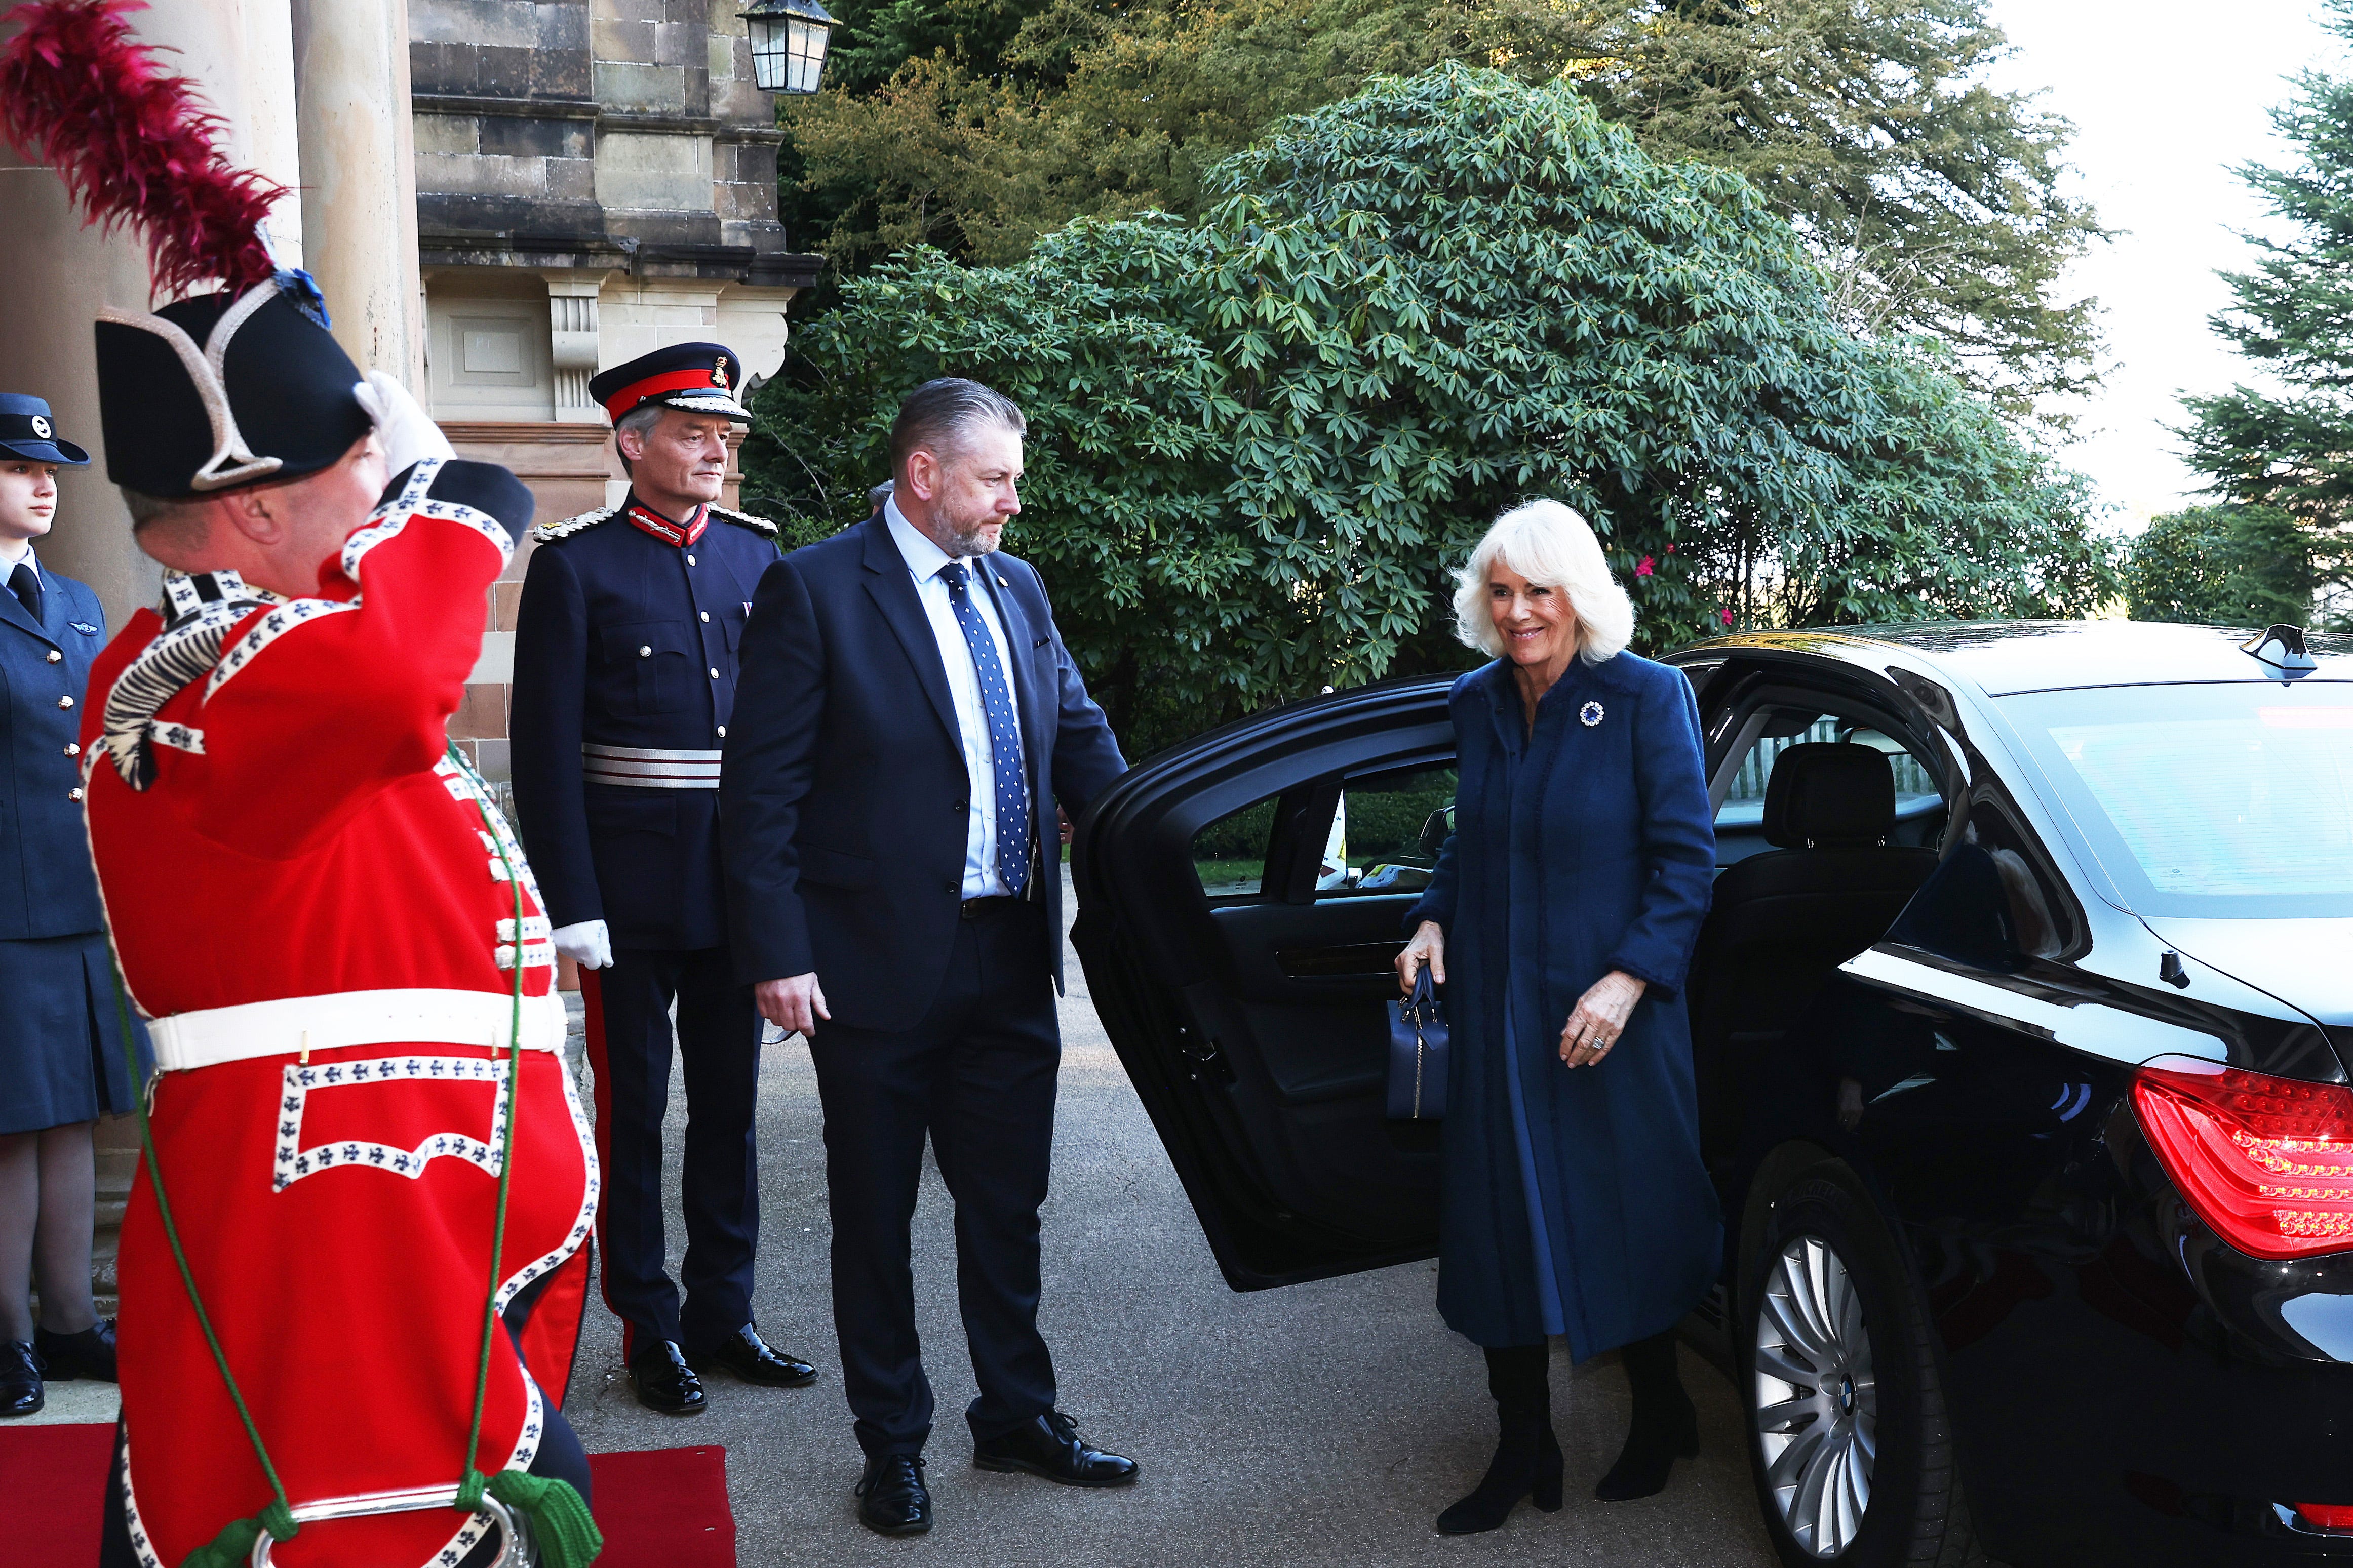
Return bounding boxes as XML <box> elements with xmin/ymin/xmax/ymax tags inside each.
<box><xmin>1070</xmin><ymin>620</ymin><xmax>2353</xmax><ymax>1568</ymax></box>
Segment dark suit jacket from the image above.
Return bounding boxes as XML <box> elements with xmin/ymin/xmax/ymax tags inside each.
<box><xmin>0</xmin><ymin>559</ymin><xmax>106</xmax><ymax>938</ymax></box>
<box><xmin>721</xmin><ymin>515</ymin><xmax>1126</xmax><ymax>1032</ymax></box>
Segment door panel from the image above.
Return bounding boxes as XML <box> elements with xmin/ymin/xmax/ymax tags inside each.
<box><xmin>1071</xmin><ymin>679</ymin><xmax>1457</xmax><ymax>1290</ymax></box>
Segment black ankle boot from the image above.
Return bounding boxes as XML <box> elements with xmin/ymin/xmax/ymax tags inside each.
<box><xmin>1436</xmin><ymin>1343</ymin><xmax>1563</xmax><ymax>1535</ymax></box>
<box><xmin>1595</xmin><ymin>1327</ymin><xmax>1700</xmax><ymax>1502</ymax></box>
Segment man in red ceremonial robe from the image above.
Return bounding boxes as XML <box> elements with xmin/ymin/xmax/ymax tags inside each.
<box><xmin>80</xmin><ymin>277</ymin><xmax>599</xmax><ymax>1568</ymax></box>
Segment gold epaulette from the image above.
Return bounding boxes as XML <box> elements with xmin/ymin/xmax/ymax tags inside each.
<box><xmin>710</xmin><ymin>505</ymin><xmax>780</xmax><ymax>539</ymax></box>
<box><xmin>530</xmin><ymin>507</ymin><xmax>616</xmax><ymax>544</ymax></box>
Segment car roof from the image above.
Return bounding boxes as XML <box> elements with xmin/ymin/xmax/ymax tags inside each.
<box><xmin>1673</xmin><ymin>620</ymin><xmax>2353</xmax><ymax>697</ymax></box>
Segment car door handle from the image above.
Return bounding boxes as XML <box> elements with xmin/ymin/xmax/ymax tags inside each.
<box><xmin>1276</xmin><ymin>940</ymin><xmax>1406</xmax><ymax>978</ymax></box>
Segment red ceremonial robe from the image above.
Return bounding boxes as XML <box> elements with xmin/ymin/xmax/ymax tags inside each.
<box><xmin>79</xmin><ymin>460</ymin><xmax>598</xmax><ymax>1568</ymax></box>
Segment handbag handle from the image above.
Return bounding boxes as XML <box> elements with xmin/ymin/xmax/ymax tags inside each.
<box><xmin>1403</xmin><ymin>962</ymin><xmax>1438</xmax><ymax>1023</ymax></box>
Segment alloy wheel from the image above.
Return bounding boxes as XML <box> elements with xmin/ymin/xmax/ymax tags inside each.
<box><xmin>1754</xmin><ymin>1233</ymin><xmax>1879</xmax><ymax>1558</ymax></box>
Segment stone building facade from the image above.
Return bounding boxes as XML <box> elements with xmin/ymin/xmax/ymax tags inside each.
<box><xmin>405</xmin><ymin>0</ymin><xmax>821</xmax><ymax>784</ymax></box>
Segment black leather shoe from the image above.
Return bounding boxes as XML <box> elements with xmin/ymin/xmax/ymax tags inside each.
<box><xmin>855</xmin><ymin>1453</ymin><xmax>932</xmax><ymax>1536</ymax></box>
<box><xmin>627</xmin><ymin>1340</ymin><xmax>707</xmax><ymax>1416</ymax></box>
<box><xmin>973</xmin><ymin>1411</ymin><xmax>1138</xmax><ymax>1487</ymax></box>
<box><xmin>1</xmin><ymin>1341</ymin><xmax>43</xmax><ymax>1419</ymax></box>
<box><xmin>692</xmin><ymin>1323</ymin><xmax>816</xmax><ymax>1388</ymax></box>
<box><xmin>35</xmin><ymin>1320</ymin><xmax>118</xmax><ymax>1382</ymax></box>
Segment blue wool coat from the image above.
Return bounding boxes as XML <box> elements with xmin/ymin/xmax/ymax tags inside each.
<box><xmin>1406</xmin><ymin>652</ymin><xmax>1720</xmax><ymax>1355</ymax></box>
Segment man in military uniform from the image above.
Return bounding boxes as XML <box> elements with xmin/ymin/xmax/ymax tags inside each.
<box><xmin>512</xmin><ymin>344</ymin><xmax>816</xmax><ymax>1414</ymax></box>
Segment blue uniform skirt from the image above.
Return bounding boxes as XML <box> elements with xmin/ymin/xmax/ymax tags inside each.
<box><xmin>0</xmin><ymin>933</ymin><xmax>151</xmax><ymax>1135</ymax></box>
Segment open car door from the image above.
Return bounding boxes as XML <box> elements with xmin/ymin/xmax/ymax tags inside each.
<box><xmin>1070</xmin><ymin>677</ymin><xmax>1458</xmax><ymax>1290</ymax></box>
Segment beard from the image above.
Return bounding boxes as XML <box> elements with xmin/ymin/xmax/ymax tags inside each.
<box><xmin>940</xmin><ymin>512</ymin><xmax>1003</xmax><ymax>557</ymax></box>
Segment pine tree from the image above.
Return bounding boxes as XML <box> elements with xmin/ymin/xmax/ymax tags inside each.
<box><xmin>2179</xmin><ymin>0</ymin><xmax>2353</xmax><ymax>622</ymax></box>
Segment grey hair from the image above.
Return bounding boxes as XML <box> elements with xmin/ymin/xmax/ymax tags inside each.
<box><xmin>119</xmin><ymin>487</ymin><xmax>212</xmax><ymax>551</ymax></box>
<box><xmin>612</xmin><ymin>401</ymin><xmax>666</xmax><ymax>473</ymax></box>
<box><xmin>889</xmin><ymin>378</ymin><xmax>1026</xmax><ymax>475</ymax></box>
<box><xmin>1452</xmin><ymin>499</ymin><xmax>1635</xmax><ymax>663</ymax></box>
<box><xmin>867</xmin><ymin>478</ymin><xmax>895</xmax><ymax>512</ymax></box>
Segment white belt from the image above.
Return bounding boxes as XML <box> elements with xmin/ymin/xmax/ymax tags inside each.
<box><xmin>146</xmin><ymin>987</ymin><xmax>570</xmax><ymax>1074</ymax></box>
<box><xmin>583</xmin><ymin>742</ymin><xmax>722</xmax><ymax>790</ymax></box>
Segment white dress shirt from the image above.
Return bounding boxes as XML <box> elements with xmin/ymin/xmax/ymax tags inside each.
<box><xmin>0</xmin><ymin>540</ymin><xmax>37</xmax><ymax>580</ymax></box>
<box><xmin>885</xmin><ymin>499</ymin><xmax>1027</xmax><ymax>897</ymax></box>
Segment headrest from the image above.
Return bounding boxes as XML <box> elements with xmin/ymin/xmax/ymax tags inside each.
<box><xmin>1762</xmin><ymin>742</ymin><xmax>1896</xmax><ymax>849</ymax></box>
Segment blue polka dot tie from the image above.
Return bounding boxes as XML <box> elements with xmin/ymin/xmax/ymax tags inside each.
<box><xmin>941</xmin><ymin>562</ymin><xmax>1030</xmax><ymax>897</ymax></box>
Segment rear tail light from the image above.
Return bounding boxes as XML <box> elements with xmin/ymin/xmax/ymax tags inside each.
<box><xmin>2132</xmin><ymin>1057</ymin><xmax>2353</xmax><ymax>1261</ymax></box>
<box><xmin>2296</xmin><ymin>1503</ymin><xmax>2353</xmax><ymax>1531</ymax></box>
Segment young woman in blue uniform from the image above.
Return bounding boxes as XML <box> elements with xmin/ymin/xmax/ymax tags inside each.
<box><xmin>0</xmin><ymin>394</ymin><xmax>149</xmax><ymax>1417</ymax></box>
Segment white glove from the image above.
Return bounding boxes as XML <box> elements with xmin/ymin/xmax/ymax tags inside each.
<box><xmin>352</xmin><ymin>369</ymin><xmax>456</xmax><ymax>476</ymax></box>
<box><xmin>553</xmin><ymin>919</ymin><xmax>612</xmax><ymax>970</ymax></box>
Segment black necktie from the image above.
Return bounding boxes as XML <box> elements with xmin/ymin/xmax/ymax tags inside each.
<box><xmin>7</xmin><ymin>562</ymin><xmax>37</xmax><ymax>626</ymax></box>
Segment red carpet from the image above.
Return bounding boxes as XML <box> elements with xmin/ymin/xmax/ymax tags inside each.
<box><xmin>0</xmin><ymin>1426</ymin><xmax>735</xmax><ymax>1568</ymax></box>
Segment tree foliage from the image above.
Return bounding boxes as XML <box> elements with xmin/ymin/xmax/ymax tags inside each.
<box><xmin>750</xmin><ymin>67</ymin><xmax>2113</xmax><ymax>751</ymax></box>
<box><xmin>2179</xmin><ymin>0</ymin><xmax>2353</xmax><ymax>616</ymax></box>
<box><xmin>2123</xmin><ymin>505</ymin><xmax>2314</xmax><ymax>629</ymax></box>
<box><xmin>780</xmin><ymin>0</ymin><xmax>2102</xmax><ymax>410</ymax></box>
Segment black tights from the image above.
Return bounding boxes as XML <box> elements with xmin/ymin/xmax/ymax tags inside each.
<box><xmin>0</xmin><ymin>1122</ymin><xmax>98</xmax><ymax>1343</ymax></box>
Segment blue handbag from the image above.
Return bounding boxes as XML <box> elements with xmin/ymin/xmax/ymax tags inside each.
<box><xmin>1386</xmin><ymin>966</ymin><xmax>1449</xmax><ymax>1120</ymax></box>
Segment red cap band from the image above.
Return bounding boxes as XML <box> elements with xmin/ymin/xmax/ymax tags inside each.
<box><xmin>600</xmin><ymin>367</ymin><xmax>734</xmax><ymax>423</ymax></box>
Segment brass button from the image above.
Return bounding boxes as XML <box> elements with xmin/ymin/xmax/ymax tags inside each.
<box><xmin>56</xmin><ymin>694</ymin><xmax>72</xmax><ymax>709</ymax></box>
<box><xmin>46</xmin><ymin>649</ymin><xmax>62</xmax><ymax>664</ymax></box>
<box><xmin>716</xmin><ymin>725</ymin><xmax>727</xmax><ymax>738</ymax></box>
<box><xmin>699</xmin><ymin>611</ymin><xmax>710</xmax><ymax>622</ymax></box>
<box><xmin>638</xmin><ymin>645</ymin><xmax>652</xmax><ymax>658</ymax></box>
<box><xmin>709</xmin><ymin>666</ymin><xmax>720</xmax><ymax>679</ymax></box>
<box><xmin>67</xmin><ymin>787</ymin><xmax>83</xmax><ymax>802</ymax></box>
<box><xmin>63</xmin><ymin>743</ymin><xmax>79</xmax><ymax>757</ymax></box>
<box><xmin>685</xmin><ymin>553</ymin><xmax>697</xmax><ymax>566</ymax></box>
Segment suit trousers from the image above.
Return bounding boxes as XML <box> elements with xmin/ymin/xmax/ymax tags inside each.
<box><xmin>583</xmin><ymin>945</ymin><xmax>761</xmax><ymax>1359</ymax></box>
<box><xmin>809</xmin><ymin>897</ymin><xmax>1062</xmax><ymax>1458</ymax></box>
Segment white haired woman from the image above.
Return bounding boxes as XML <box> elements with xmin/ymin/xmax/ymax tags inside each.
<box><xmin>1396</xmin><ymin>499</ymin><xmax>1719</xmax><ymax>1533</ymax></box>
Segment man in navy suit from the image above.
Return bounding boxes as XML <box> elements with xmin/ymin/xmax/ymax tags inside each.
<box><xmin>722</xmin><ymin>379</ymin><xmax>1133</xmax><ymax>1535</ymax></box>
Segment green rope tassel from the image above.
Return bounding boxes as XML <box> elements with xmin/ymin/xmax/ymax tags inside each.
<box><xmin>178</xmin><ymin>1500</ymin><xmax>297</xmax><ymax>1568</ymax></box>
<box><xmin>454</xmin><ymin>1469</ymin><xmax>603</xmax><ymax>1568</ymax></box>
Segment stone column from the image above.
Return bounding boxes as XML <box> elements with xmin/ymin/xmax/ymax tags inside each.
<box><xmin>289</xmin><ymin>0</ymin><xmax>425</xmax><ymax>386</ymax></box>
<box><xmin>0</xmin><ymin>0</ymin><xmax>305</xmax><ymax>627</ymax></box>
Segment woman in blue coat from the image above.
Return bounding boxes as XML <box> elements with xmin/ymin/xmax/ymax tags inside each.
<box><xmin>0</xmin><ymin>395</ymin><xmax>147</xmax><ymax>1418</ymax></box>
<box><xmin>1397</xmin><ymin>499</ymin><xmax>1718</xmax><ymax>1533</ymax></box>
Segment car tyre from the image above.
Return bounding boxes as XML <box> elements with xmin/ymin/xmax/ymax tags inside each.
<box><xmin>1742</xmin><ymin>1171</ymin><xmax>1985</xmax><ymax>1568</ymax></box>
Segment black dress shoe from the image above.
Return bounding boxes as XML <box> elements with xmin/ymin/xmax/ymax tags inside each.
<box><xmin>1</xmin><ymin>1341</ymin><xmax>43</xmax><ymax>1419</ymax></box>
<box><xmin>692</xmin><ymin>1323</ymin><xmax>816</xmax><ymax>1388</ymax></box>
<box><xmin>35</xmin><ymin>1320</ymin><xmax>118</xmax><ymax>1382</ymax></box>
<box><xmin>855</xmin><ymin>1453</ymin><xmax>932</xmax><ymax>1536</ymax></box>
<box><xmin>626</xmin><ymin>1340</ymin><xmax>707</xmax><ymax>1416</ymax></box>
<box><xmin>973</xmin><ymin>1411</ymin><xmax>1139</xmax><ymax>1487</ymax></box>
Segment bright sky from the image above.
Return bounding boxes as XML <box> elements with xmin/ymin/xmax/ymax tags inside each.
<box><xmin>1981</xmin><ymin>0</ymin><xmax>2347</xmax><ymax>530</ymax></box>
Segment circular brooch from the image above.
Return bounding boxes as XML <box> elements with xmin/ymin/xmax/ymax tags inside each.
<box><xmin>1579</xmin><ymin>700</ymin><xmax>1605</xmax><ymax>728</ymax></box>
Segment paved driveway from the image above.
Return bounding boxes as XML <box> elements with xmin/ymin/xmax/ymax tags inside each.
<box><xmin>562</xmin><ymin>878</ymin><xmax>1781</xmax><ymax>1567</ymax></box>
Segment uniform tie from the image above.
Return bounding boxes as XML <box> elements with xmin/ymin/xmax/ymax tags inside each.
<box><xmin>7</xmin><ymin>561</ymin><xmax>37</xmax><ymax>626</ymax></box>
<box><xmin>940</xmin><ymin>562</ymin><xmax>1029</xmax><ymax>896</ymax></box>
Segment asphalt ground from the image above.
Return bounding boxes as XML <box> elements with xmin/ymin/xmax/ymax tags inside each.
<box><xmin>560</xmin><ymin>874</ymin><xmax>1782</xmax><ymax>1568</ymax></box>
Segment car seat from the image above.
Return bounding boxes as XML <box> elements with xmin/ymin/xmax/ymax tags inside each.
<box><xmin>1689</xmin><ymin>742</ymin><xmax>1941</xmax><ymax>1157</ymax></box>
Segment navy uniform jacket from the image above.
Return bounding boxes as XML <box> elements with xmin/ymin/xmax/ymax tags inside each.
<box><xmin>511</xmin><ymin>497</ymin><xmax>781</xmax><ymax>952</ymax></box>
<box><xmin>719</xmin><ymin>514</ymin><xmax>1127</xmax><ymax>1033</ymax></box>
<box><xmin>1</xmin><ymin>557</ymin><xmax>106</xmax><ymax>939</ymax></box>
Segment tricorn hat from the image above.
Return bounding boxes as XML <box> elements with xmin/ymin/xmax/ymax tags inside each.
<box><xmin>589</xmin><ymin>343</ymin><xmax>754</xmax><ymax>425</ymax></box>
<box><xmin>95</xmin><ymin>282</ymin><xmax>371</xmax><ymax>500</ymax></box>
<box><xmin>0</xmin><ymin>394</ymin><xmax>90</xmax><ymax>466</ymax></box>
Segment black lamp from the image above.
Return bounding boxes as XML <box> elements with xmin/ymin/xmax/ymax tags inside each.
<box><xmin>740</xmin><ymin>0</ymin><xmax>837</xmax><ymax>94</ymax></box>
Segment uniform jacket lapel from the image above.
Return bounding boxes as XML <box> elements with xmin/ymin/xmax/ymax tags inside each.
<box><xmin>857</xmin><ymin>515</ymin><xmax>961</xmax><ymax>753</ymax></box>
<box><xmin>0</xmin><ymin>570</ymin><xmax>55</xmax><ymax>647</ymax></box>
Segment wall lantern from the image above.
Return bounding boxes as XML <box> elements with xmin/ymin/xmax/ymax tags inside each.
<box><xmin>741</xmin><ymin>0</ymin><xmax>837</xmax><ymax>95</ymax></box>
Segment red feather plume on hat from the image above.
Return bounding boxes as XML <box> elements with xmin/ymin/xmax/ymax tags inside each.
<box><xmin>0</xmin><ymin>0</ymin><xmax>285</xmax><ymax>299</ymax></box>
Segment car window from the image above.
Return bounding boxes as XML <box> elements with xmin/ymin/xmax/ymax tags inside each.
<box><xmin>1999</xmin><ymin>682</ymin><xmax>2353</xmax><ymax>918</ymax></box>
<box><xmin>1314</xmin><ymin>764</ymin><xmax>1459</xmax><ymax>901</ymax></box>
<box><xmin>1192</xmin><ymin>796</ymin><xmax>1277</xmax><ymax>899</ymax></box>
<box><xmin>1888</xmin><ymin>797</ymin><xmax>2081</xmax><ymax>970</ymax></box>
<box><xmin>1714</xmin><ymin>705</ymin><xmax>1944</xmax><ymax>866</ymax></box>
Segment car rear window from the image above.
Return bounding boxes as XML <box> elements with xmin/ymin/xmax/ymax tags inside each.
<box><xmin>1999</xmin><ymin>682</ymin><xmax>2353</xmax><ymax>916</ymax></box>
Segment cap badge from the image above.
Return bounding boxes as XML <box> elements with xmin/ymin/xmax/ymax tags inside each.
<box><xmin>712</xmin><ymin>355</ymin><xmax>729</xmax><ymax>388</ymax></box>
<box><xmin>29</xmin><ymin>416</ymin><xmax>51</xmax><ymax>439</ymax></box>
